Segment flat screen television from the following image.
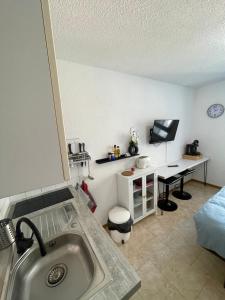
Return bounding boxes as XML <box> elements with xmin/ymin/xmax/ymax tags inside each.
<box><xmin>149</xmin><ymin>119</ymin><xmax>179</xmax><ymax>144</ymax></box>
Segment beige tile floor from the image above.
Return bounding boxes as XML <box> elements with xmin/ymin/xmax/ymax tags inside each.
<box><xmin>117</xmin><ymin>181</ymin><xmax>225</xmax><ymax>299</ymax></box>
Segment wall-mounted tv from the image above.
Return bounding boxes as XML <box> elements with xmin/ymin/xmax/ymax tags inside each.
<box><xmin>149</xmin><ymin>119</ymin><xmax>179</xmax><ymax>144</ymax></box>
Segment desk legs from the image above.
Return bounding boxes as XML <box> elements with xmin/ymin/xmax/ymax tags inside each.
<box><xmin>204</xmin><ymin>161</ymin><xmax>208</xmax><ymax>185</ymax></box>
<box><xmin>158</xmin><ymin>184</ymin><xmax>178</xmax><ymax>212</ymax></box>
<box><xmin>172</xmin><ymin>176</ymin><xmax>192</xmax><ymax>200</ymax></box>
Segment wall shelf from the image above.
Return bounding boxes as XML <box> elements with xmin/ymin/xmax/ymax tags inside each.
<box><xmin>95</xmin><ymin>154</ymin><xmax>139</xmax><ymax>164</ymax></box>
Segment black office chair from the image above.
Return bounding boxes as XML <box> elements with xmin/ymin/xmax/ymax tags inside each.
<box><xmin>172</xmin><ymin>169</ymin><xmax>195</xmax><ymax>200</ymax></box>
<box><xmin>158</xmin><ymin>175</ymin><xmax>182</xmax><ymax>212</ymax></box>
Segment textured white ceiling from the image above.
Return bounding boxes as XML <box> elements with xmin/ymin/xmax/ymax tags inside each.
<box><xmin>49</xmin><ymin>0</ymin><xmax>225</xmax><ymax>87</ymax></box>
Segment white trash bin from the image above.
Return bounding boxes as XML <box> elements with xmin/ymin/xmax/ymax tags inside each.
<box><xmin>108</xmin><ymin>206</ymin><xmax>133</xmax><ymax>244</ymax></box>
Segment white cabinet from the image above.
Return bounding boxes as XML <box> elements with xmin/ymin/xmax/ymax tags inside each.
<box><xmin>117</xmin><ymin>168</ymin><xmax>157</xmax><ymax>223</ymax></box>
<box><xmin>0</xmin><ymin>0</ymin><xmax>69</xmax><ymax>198</ymax></box>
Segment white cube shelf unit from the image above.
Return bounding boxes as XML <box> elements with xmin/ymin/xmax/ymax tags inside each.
<box><xmin>117</xmin><ymin>167</ymin><xmax>157</xmax><ymax>224</ymax></box>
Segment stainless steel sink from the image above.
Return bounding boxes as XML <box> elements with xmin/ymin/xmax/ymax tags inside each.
<box><xmin>5</xmin><ymin>203</ymin><xmax>111</xmax><ymax>300</ymax></box>
<box><xmin>4</xmin><ymin>201</ymin><xmax>111</xmax><ymax>300</ymax></box>
<box><xmin>7</xmin><ymin>233</ymin><xmax>97</xmax><ymax>300</ymax></box>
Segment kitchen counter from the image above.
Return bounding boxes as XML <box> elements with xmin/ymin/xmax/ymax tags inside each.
<box><xmin>0</xmin><ymin>248</ymin><xmax>12</xmax><ymax>299</ymax></box>
<box><xmin>0</xmin><ymin>186</ymin><xmax>141</xmax><ymax>300</ymax></box>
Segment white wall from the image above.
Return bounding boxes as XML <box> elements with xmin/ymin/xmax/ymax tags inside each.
<box><xmin>192</xmin><ymin>81</ymin><xmax>225</xmax><ymax>187</ymax></box>
<box><xmin>57</xmin><ymin>60</ymin><xmax>194</xmax><ymax>224</ymax></box>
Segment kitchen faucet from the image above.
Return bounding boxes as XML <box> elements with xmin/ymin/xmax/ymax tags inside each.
<box><xmin>15</xmin><ymin>217</ymin><xmax>47</xmax><ymax>256</ymax></box>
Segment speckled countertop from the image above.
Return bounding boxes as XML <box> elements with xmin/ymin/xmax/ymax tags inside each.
<box><xmin>0</xmin><ymin>248</ymin><xmax>11</xmax><ymax>299</ymax></box>
<box><xmin>0</xmin><ymin>186</ymin><xmax>141</xmax><ymax>300</ymax></box>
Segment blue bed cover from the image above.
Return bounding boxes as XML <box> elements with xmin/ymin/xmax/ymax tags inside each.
<box><xmin>194</xmin><ymin>186</ymin><xmax>225</xmax><ymax>258</ymax></box>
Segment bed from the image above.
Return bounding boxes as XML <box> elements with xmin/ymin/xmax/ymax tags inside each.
<box><xmin>194</xmin><ymin>186</ymin><xmax>225</xmax><ymax>259</ymax></box>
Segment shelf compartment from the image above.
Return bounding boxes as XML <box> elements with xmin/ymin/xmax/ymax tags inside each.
<box><xmin>146</xmin><ymin>181</ymin><xmax>154</xmax><ymax>188</ymax></box>
<box><xmin>146</xmin><ymin>191</ymin><xmax>154</xmax><ymax>201</ymax></box>
<box><xmin>134</xmin><ymin>205</ymin><xmax>143</xmax><ymax>220</ymax></box>
<box><xmin>133</xmin><ymin>177</ymin><xmax>143</xmax><ymax>193</ymax></box>
<box><xmin>133</xmin><ymin>196</ymin><xmax>143</xmax><ymax>208</ymax></box>
<box><xmin>133</xmin><ymin>185</ymin><xmax>142</xmax><ymax>193</ymax></box>
<box><xmin>146</xmin><ymin>199</ymin><xmax>154</xmax><ymax>212</ymax></box>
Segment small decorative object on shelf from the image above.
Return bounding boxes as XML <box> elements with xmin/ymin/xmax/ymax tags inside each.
<box><xmin>117</xmin><ymin>146</ymin><xmax>121</xmax><ymax>158</ymax></box>
<box><xmin>108</xmin><ymin>152</ymin><xmax>112</xmax><ymax>160</ymax></box>
<box><xmin>113</xmin><ymin>145</ymin><xmax>117</xmax><ymax>158</ymax></box>
<box><xmin>128</xmin><ymin>127</ymin><xmax>139</xmax><ymax>156</ymax></box>
<box><xmin>111</xmin><ymin>145</ymin><xmax>121</xmax><ymax>159</ymax></box>
<box><xmin>111</xmin><ymin>152</ymin><xmax>116</xmax><ymax>161</ymax></box>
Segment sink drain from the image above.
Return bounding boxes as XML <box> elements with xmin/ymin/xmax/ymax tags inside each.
<box><xmin>46</xmin><ymin>263</ymin><xmax>67</xmax><ymax>287</ymax></box>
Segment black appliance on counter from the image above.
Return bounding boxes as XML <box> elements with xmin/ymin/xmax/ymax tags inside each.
<box><xmin>185</xmin><ymin>140</ymin><xmax>200</xmax><ymax>155</ymax></box>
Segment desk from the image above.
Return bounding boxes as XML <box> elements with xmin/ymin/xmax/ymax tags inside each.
<box><xmin>156</xmin><ymin>157</ymin><xmax>209</xmax><ymax>184</ymax></box>
<box><xmin>156</xmin><ymin>157</ymin><xmax>209</xmax><ymax>211</ymax></box>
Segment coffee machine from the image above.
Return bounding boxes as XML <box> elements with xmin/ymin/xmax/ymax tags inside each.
<box><xmin>185</xmin><ymin>140</ymin><xmax>200</xmax><ymax>156</ymax></box>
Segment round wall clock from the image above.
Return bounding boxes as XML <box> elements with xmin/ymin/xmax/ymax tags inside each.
<box><xmin>207</xmin><ymin>104</ymin><xmax>224</xmax><ymax>118</ymax></box>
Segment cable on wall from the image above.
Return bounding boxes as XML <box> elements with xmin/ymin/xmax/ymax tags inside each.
<box><xmin>165</xmin><ymin>142</ymin><xmax>168</xmax><ymax>163</ymax></box>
